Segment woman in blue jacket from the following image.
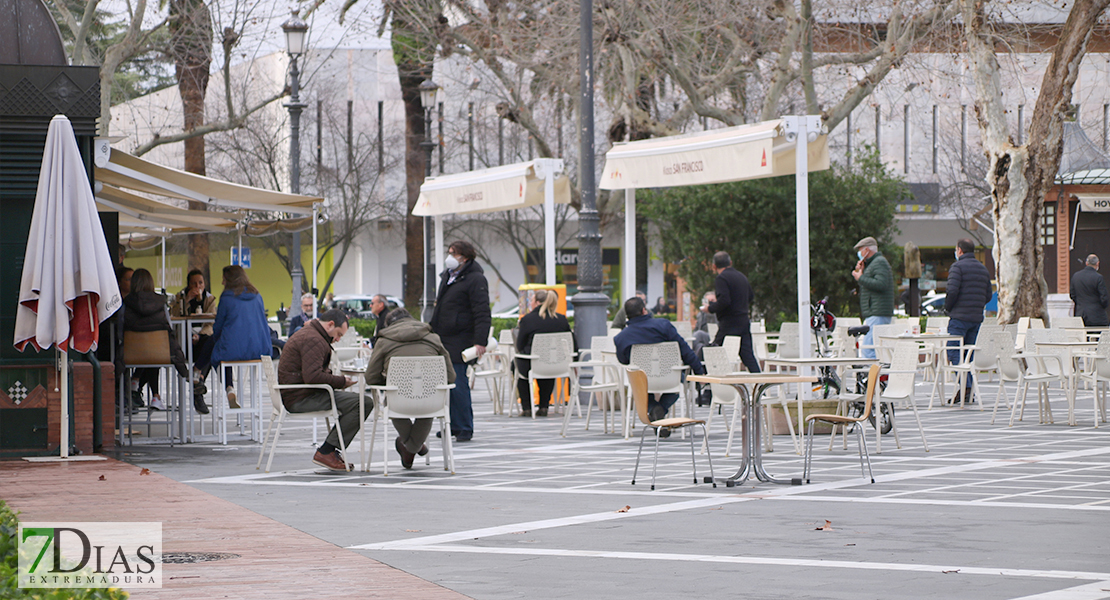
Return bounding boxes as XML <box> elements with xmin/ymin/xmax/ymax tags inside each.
<box><xmin>196</xmin><ymin>265</ymin><xmax>273</xmax><ymax>406</ymax></box>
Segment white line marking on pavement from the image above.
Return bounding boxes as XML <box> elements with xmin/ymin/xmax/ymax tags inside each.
<box><xmin>1006</xmin><ymin>581</ymin><xmax>1110</xmax><ymax>600</ymax></box>
<box><xmin>348</xmin><ymin>496</ymin><xmax>753</xmax><ymax>550</ymax></box>
<box><xmin>771</xmin><ymin>495</ymin><xmax>1110</xmax><ymax>511</ymax></box>
<box><xmin>370</xmin><ymin>544</ymin><xmax>1110</xmax><ymax>583</ymax></box>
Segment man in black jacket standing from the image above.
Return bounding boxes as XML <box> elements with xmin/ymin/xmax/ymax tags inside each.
<box><xmin>944</xmin><ymin>239</ymin><xmax>992</xmax><ymax>404</ymax></box>
<box><xmin>430</xmin><ymin>240</ymin><xmax>491</xmax><ymax>442</ymax></box>
<box><xmin>708</xmin><ymin>251</ymin><xmax>760</xmax><ymax>373</ymax></box>
<box><xmin>1070</xmin><ymin>254</ymin><xmax>1110</xmax><ymax>327</ymax></box>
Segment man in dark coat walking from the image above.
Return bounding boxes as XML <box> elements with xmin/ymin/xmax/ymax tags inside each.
<box><xmin>944</xmin><ymin>239</ymin><xmax>992</xmax><ymax>404</ymax></box>
<box><xmin>707</xmin><ymin>251</ymin><xmax>760</xmax><ymax>373</ymax></box>
<box><xmin>430</xmin><ymin>240</ymin><xmax>491</xmax><ymax>442</ymax></box>
<box><xmin>1071</xmin><ymin>254</ymin><xmax>1110</xmax><ymax>327</ymax></box>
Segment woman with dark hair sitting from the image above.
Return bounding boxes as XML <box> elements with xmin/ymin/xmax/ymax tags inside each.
<box><xmin>119</xmin><ymin>268</ymin><xmax>189</xmax><ymax>412</ymax></box>
<box><xmin>195</xmin><ymin>265</ymin><xmax>273</xmax><ymax>408</ymax></box>
<box><xmin>515</xmin><ymin>289</ymin><xmax>576</xmax><ymax>417</ymax></box>
<box><xmin>173</xmin><ymin>269</ymin><xmax>216</xmax><ymax>412</ymax></box>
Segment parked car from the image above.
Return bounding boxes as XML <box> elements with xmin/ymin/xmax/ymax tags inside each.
<box><xmin>333</xmin><ymin>294</ymin><xmax>404</xmax><ymax>319</ymax></box>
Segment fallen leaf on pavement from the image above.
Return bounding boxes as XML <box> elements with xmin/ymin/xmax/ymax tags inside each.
<box><xmin>98</xmin><ymin>475</ymin><xmax>106</xmax><ymax>481</ymax></box>
<box><xmin>815</xmin><ymin>520</ymin><xmax>833</xmax><ymax>531</ymax></box>
<box><xmin>404</xmin><ymin>529</ymin><xmax>421</xmax><ymax>533</ymax></box>
<box><xmin>139</xmin><ymin>468</ymin><xmax>151</xmax><ymax>476</ymax></box>
<box><xmin>845</xmin><ymin>543</ymin><xmax>856</xmax><ymax>546</ymax></box>
<box><xmin>617</xmin><ymin>505</ymin><xmax>631</xmax><ymax>513</ymax></box>
<box><xmin>942</xmin><ymin>570</ymin><xmax>960</xmax><ymax>574</ymax></box>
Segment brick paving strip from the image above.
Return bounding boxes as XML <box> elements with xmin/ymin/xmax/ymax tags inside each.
<box><xmin>0</xmin><ymin>458</ymin><xmax>469</xmax><ymax>600</ymax></box>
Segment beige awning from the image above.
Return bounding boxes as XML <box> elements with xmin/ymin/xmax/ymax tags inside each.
<box><xmin>95</xmin><ymin>148</ymin><xmax>320</xmax><ymax>215</ymax></box>
<box><xmin>413</xmin><ymin>160</ymin><xmax>570</xmax><ymax>217</ymax></box>
<box><xmin>599</xmin><ymin>119</ymin><xmax>830</xmax><ymax>190</ymax></box>
<box><xmin>1075</xmin><ymin>193</ymin><xmax>1110</xmax><ymax>212</ymax></box>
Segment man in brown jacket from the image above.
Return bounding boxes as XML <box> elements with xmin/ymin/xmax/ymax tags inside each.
<box><xmin>365</xmin><ymin>308</ymin><xmax>455</xmax><ymax>469</ymax></box>
<box><xmin>278</xmin><ymin>309</ymin><xmax>365</xmax><ymax>471</ymax></box>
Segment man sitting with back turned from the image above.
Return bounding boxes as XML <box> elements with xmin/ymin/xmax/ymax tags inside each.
<box><xmin>365</xmin><ymin>308</ymin><xmax>455</xmax><ymax>469</ymax></box>
<box><xmin>278</xmin><ymin>308</ymin><xmax>368</xmax><ymax>471</ymax></box>
<box><xmin>614</xmin><ymin>296</ymin><xmax>706</xmax><ymax>438</ymax></box>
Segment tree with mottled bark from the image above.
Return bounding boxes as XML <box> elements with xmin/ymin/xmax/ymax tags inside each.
<box><xmin>961</xmin><ymin>0</ymin><xmax>1110</xmax><ymax>322</ymax></box>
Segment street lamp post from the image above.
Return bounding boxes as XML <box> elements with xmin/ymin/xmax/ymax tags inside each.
<box><xmin>419</xmin><ymin>78</ymin><xmax>439</xmax><ymax>322</ymax></box>
<box><xmin>283</xmin><ymin>10</ymin><xmax>308</xmax><ymax>322</ymax></box>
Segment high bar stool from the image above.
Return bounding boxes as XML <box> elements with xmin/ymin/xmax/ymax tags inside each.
<box><xmin>213</xmin><ymin>358</ymin><xmax>265</xmax><ymax>444</ymax></box>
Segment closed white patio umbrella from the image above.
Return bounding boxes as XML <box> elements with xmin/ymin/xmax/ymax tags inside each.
<box><xmin>13</xmin><ymin>115</ymin><xmax>121</xmax><ymax>458</ymax></box>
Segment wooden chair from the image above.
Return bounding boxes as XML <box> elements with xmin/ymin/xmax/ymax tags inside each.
<box><xmin>119</xmin><ymin>330</ymin><xmax>181</xmax><ymax>445</ymax></box>
<box><xmin>803</xmin><ymin>363</ymin><xmax>879</xmax><ymax>484</ymax></box>
<box><xmin>628</xmin><ymin>369</ymin><xmax>715</xmax><ymax>491</ymax></box>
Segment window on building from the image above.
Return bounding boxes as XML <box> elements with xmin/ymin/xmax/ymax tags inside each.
<box><xmin>1041</xmin><ymin>203</ymin><xmax>1055</xmax><ymax>246</ymax></box>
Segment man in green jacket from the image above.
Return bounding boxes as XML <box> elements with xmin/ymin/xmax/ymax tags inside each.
<box><xmin>365</xmin><ymin>308</ymin><xmax>455</xmax><ymax>469</ymax></box>
<box><xmin>852</xmin><ymin>236</ymin><xmax>894</xmax><ymax>359</ymax></box>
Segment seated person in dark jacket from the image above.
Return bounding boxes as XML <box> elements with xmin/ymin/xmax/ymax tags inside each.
<box><xmin>515</xmin><ymin>290</ymin><xmax>577</xmax><ymax>417</ymax></box>
<box><xmin>614</xmin><ymin>296</ymin><xmax>705</xmax><ymax>436</ymax></box>
<box><xmin>288</xmin><ymin>293</ymin><xmax>315</xmax><ymax>335</ymax></box>
<box><xmin>365</xmin><ymin>308</ymin><xmax>455</xmax><ymax>469</ymax></box>
<box><xmin>118</xmin><ymin>269</ymin><xmax>190</xmax><ymax>413</ymax></box>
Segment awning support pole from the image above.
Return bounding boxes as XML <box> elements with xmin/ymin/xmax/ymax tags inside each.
<box><xmin>539</xmin><ymin>159</ymin><xmax>558</xmax><ymax>286</ymax></box>
<box><xmin>59</xmin><ymin>348</ymin><xmax>69</xmax><ymax>458</ymax></box>
<box><xmin>435</xmin><ymin>216</ymin><xmax>444</xmax><ymax>285</ymax></box>
<box><xmin>785</xmin><ymin>115</ymin><xmax>819</xmax><ymax>405</ymax></box>
<box><xmin>312</xmin><ymin>204</ymin><xmax>318</xmax><ymax>319</ymax></box>
<box><xmin>624</xmin><ymin>188</ymin><xmax>636</xmax><ymax>302</ymax></box>
<box><xmin>1070</xmin><ymin>196</ymin><xmax>1080</xmax><ymax>251</ymax></box>
<box><xmin>160</xmin><ymin>237</ymin><xmax>166</xmax><ymax>293</ymax></box>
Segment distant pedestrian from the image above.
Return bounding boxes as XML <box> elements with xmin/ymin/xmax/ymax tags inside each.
<box><xmin>852</xmin><ymin>237</ymin><xmax>894</xmax><ymax>359</ymax></box>
<box><xmin>707</xmin><ymin>251</ymin><xmax>760</xmax><ymax>373</ymax></box>
<box><xmin>944</xmin><ymin>239</ymin><xmax>991</xmax><ymax>404</ymax></box>
<box><xmin>1070</xmin><ymin>254</ymin><xmax>1109</xmax><ymax>327</ymax></box>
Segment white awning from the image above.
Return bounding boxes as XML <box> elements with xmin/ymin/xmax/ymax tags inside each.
<box><xmin>413</xmin><ymin>160</ymin><xmax>570</xmax><ymax>217</ymax></box>
<box><xmin>1075</xmin><ymin>193</ymin><xmax>1110</xmax><ymax>212</ymax></box>
<box><xmin>95</xmin><ymin>147</ymin><xmax>320</xmax><ymax>216</ymax></box>
<box><xmin>599</xmin><ymin>119</ymin><xmax>830</xmax><ymax>190</ymax></box>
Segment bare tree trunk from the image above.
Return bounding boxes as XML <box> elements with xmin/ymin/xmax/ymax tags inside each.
<box><xmin>390</xmin><ymin>7</ymin><xmax>437</xmax><ymax>310</ymax></box>
<box><xmin>962</xmin><ymin>0</ymin><xmax>1110</xmax><ymax>323</ymax></box>
<box><xmin>170</xmin><ymin>0</ymin><xmax>213</xmax><ymax>285</ymax></box>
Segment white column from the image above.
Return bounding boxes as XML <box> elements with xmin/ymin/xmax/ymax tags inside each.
<box><xmin>160</xmin><ymin>237</ymin><xmax>166</xmax><ymax>292</ymax></box>
<box><xmin>624</xmin><ymin>188</ymin><xmax>636</xmax><ymax>301</ymax></box>
<box><xmin>434</xmin><ymin>216</ymin><xmax>445</xmax><ymax>288</ymax></box>
<box><xmin>647</xmin><ymin>222</ymin><xmax>664</xmax><ymax>308</ymax></box>
<box><xmin>544</xmin><ymin>171</ymin><xmax>556</xmax><ymax>286</ymax></box>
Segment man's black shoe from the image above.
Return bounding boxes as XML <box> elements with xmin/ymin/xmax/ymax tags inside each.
<box><xmin>455</xmin><ymin>434</ymin><xmax>473</xmax><ymax>442</ymax></box>
<box><xmin>656</xmin><ymin>427</ymin><xmax>671</xmax><ymax>439</ymax></box>
<box><xmin>649</xmin><ymin>406</ymin><xmax>667</xmax><ymax>422</ymax></box>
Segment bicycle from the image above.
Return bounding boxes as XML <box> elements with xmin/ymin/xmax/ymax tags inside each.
<box><xmin>804</xmin><ymin>297</ymin><xmax>893</xmax><ymax>434</ymax></box>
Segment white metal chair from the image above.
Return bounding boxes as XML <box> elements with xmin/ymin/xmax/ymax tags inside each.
<box><xmin>515</xmin><ymin>332</ymin><xmax>578</xmax><ymax>419</ymax></box>
<box><xmin>1077</xmin><ymin>335</ymin><xmax>1110</xmax><ymax>428</ymax></box>
<box><xmin>564</xmin><ymin>336</ymin><xmax>625</xmax><ymax>436</ymax></box>
<box><xmin>627</xmin><ymin>342</ymin><xmax>694</xmax><ymax>430</ymax></box>
<box><xmin>699</xmin><ymin>346</ymin><xmax>744</xmax><ymax>456</ymax></box>
<box><xmin>368</xmin><ymin>355</ymin><xmax>456</xmax><ymax>475</ymax></box>
<box><xmin>214</xmin><ymin>359</ymin><xmax>265</xmax><ymax>444</ymax></box>
<box><xmin>628</xmin><ymin>369</ymin><xmax>715</xmax><ymax>491</ymax></box>
<box><xmin>257</xmin><ymin>355</ymin><xmax>346</xmax><ymax>473</ymax></box>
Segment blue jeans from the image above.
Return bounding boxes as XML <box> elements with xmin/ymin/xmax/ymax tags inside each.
<box><xmin>946</xmin><ymin>318</ymin><xmax>981</xmax><ymax>390</ymax></box>
<box><xmin>450</xmin><ymin>363</ymin><xmax>474</xmax><ymax>437</ymax></box>
<box><xmin>861</xmin><ymin>316</ymin><xmax>892</xmax><ymax>359</ymax></box>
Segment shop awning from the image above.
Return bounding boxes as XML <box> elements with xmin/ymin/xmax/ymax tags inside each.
<box><xmin>413</xmin><ymin>160</ymin><xmax>570</xmax><ymax>217</ymax></box>
<box><xmin>599</xmin><ymin>119</ymin><xmax>830</xmax><ymax>190</ymax></box>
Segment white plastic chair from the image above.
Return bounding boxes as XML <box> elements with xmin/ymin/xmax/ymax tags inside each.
<box><xmin>627</xmin><ymin>342</ymin><xmax>694</xmax><ymax>433</ymax></box>
<box><xmin>673</xmin><ymin>321</ymin><xmax>693</xmax><ymax>341</ymax></box>
<box><xmin>515</xmin><ymin>332</ymin><xmax>578</xmax><ymax>419</ymax></box>
<box><xmin>564</xmin><ymin>336</ymin><xmax>625</xmax><ymax>436</ymax></box>
<box><xmin>368</xmin><ymin>355</ymin><xmax>456</xmax><ymax>475</ymax></box>
<box><xmin>1077</xmin><ymin>335</ymin><xmax>1110</xmax><ymax>428</ymax></box>
<box><xmin>925</xmin><ymin>316</ymin><xmax>949</xmax><ymax>333</ymax></box>
<box><xmin>873</xmin><ymin>341</ymin><xmax>929</xmax><ymax>453</ymax></box>
<box><xmin>991</xmin><ymin>330</ymin><xmax>1025</xmax><ymax>424</ymax></box>
<box><xmin>472</xmin><ymin>341</ymin><xmax>512</xmax><ymax>415</ymax></box>
<box><xmin>1008</xmin><ymin>329</ymin><xmax>1069</xmax><ymax>425</ymax></box>
<box><xmin>699</xmin><ymin>346</ymin><xmax>743</xmax><ymax>456</ymax></box>
<box><xmin>257</xmin><ymin>355</ymin><xmax>346</xmax><ymax>473</ymax></box>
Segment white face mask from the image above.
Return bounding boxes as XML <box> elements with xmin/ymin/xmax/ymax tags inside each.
<box><xmin>954</xmin><ymin>250</ymin><xmax>960</xmax><ymax>260</ymax></box>
<box><xmin>445</xmin><ymin>254</ymin><xmax>460</xmax><ymax>270</ymax></box>
<box><xmin>857</xmin><ymin>250</ymin><xmax>864</xmax><ymax>261</ymax></box>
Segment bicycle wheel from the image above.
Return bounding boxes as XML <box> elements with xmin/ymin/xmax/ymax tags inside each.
<box><xmin>868</xmin><ymin>402</ymin><xmax>894</xmax><ymax>434</ymax></box>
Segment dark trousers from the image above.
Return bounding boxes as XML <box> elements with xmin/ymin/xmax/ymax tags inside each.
<box><xmin>288</xmin><ymin>390</ymin><xmax>367</xmax><ymax>450</ymax></box>
<box><xmin>713</xmin><ymin>317</ymin><xmax>761</xmax><ymax>373</ymax></box>
<box><xmin>652</xmin><ymin>393</ymin><xmax>679</xmax><ymax>415</ymax></box>
<box><xmin>946</xmin><ymin>318</ymin><xmax>981</xmax><ymax>390</ymax></box>
<box><xmin>450</xmin><ymin>363</ymin><xmax>474</xmax><ymax>437</ymax></box>
<box><xmin>133</xmin><ymin>368</ymin><xmax>160</xmax><ymax>397</ymax></box>
<box><xmin>515</xmin><ymin>359</ymin><xmax>556</xmax><ymax>412</ymax></box>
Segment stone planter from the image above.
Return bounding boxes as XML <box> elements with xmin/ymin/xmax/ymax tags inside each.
<box><xmin>767</xmin><ymin>399</ymin><xmax>840</xmax><ymax>435</ymax></box>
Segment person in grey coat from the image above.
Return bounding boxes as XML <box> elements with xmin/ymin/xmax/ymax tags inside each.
<box><xmin>1070</xmin><ymin>254</ymin><xmax>1109</xmax><ymax>327</ymax></box>
<box><xmin>944</xmin><ymin>239</ymin><xmax>992</xmax><ymax>404</ymax></box>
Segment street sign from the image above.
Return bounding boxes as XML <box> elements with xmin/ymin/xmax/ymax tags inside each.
<box><xmin>231</xmin><ymin>246</ymin><xmax>251</xmax><ymax>268</ymax></box>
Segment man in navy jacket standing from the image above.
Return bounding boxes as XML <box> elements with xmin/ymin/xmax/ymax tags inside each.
<box><xmin>708</xmin><ymin>251</ymin><xmax>761</xmax><ymax>373</ymax></box>
<box><xmin>615</xmin><ymin>296</ymin><xmax>705</xmax><ymax>436</ymax></box>
<box><xmin>944</xmin><ymin>239</ymin><xmax>992</xmax><ymax>404</ymax></box>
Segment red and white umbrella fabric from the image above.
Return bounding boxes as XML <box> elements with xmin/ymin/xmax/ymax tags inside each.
<box><xmin>13</xmin><ymin>115</ymin><xmax>121</xmax><ymax>457</ymax></box>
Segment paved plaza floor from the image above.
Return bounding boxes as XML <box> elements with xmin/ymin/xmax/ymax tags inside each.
<box><xmin>10</xmin><ymin>376</ymin><xmax>1110</xmax><ymax>599</ymax></box>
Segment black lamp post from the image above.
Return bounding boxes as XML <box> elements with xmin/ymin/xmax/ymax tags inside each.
<box><xmin>282</xmin><ymin>10</ymin><xmax>308</xmax><ymax>321</ymax></box>
<box><xmin>419</xmin><ymin>78</ymin><xmax>439</xmax><ymax>321</ymax></box>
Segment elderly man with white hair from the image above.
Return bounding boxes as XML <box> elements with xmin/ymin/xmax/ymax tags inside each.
<box><xmin>852</xmin><ymin>236</ymin><xmax>894</xmax><ymax>359</ymax></box>
<box><xmin>288</xmin><ymin>293</ymin><xmax>316</xmax><ymax>336</ymax></box>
